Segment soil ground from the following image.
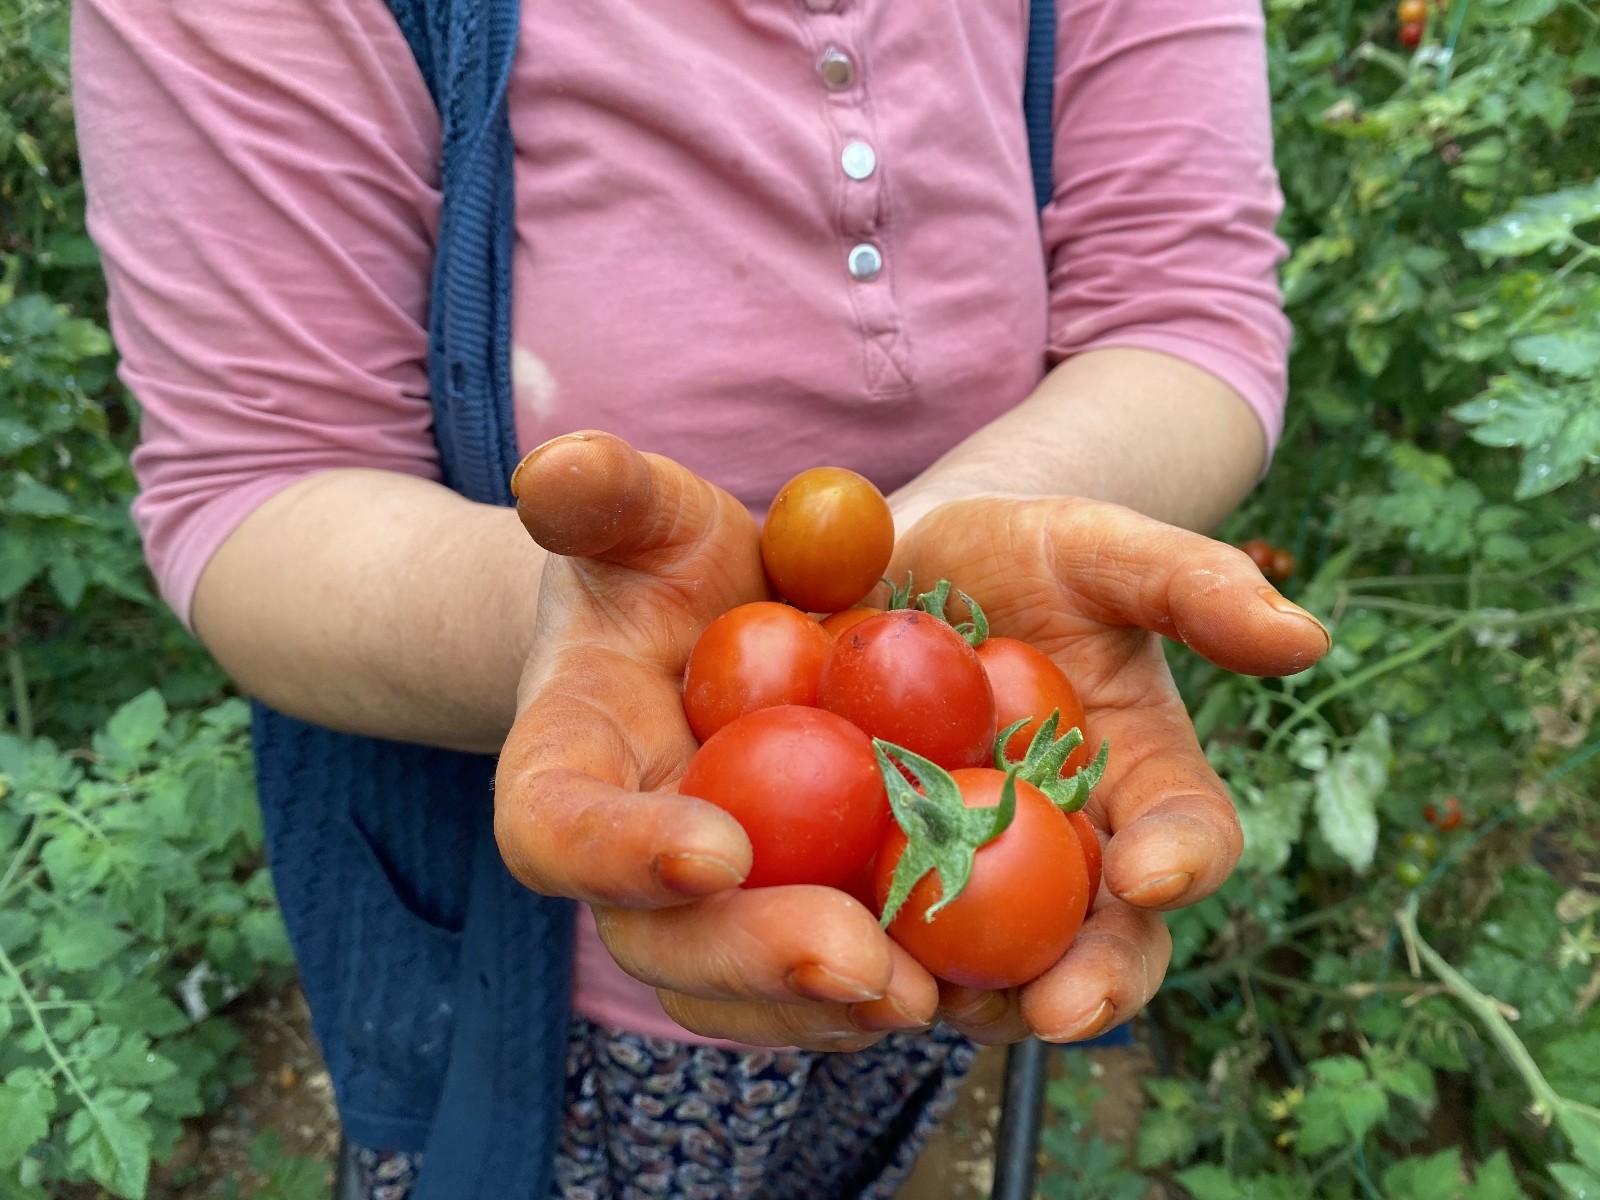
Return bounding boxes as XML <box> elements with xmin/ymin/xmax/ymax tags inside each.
<box><xmin>169</xmin><ymin>984</ymin><xmax>1153</xmax><ymax>1199</ymax></box>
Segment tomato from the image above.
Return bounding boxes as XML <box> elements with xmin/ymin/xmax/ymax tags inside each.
<box><xmin>1066</xmin><ymin>809</ymin><xmax>1102</xmax><ymax>912</ymax></box>
<box><xmin>819</xmin><ymin>606</ymin><xmax>884</xmax><ymax>638</ymax></box>
<box><xmin>1397</xmin><ymin>0</ymin><xmax>1427</xmax><ymax>21</ymax></box>
<box><xmin>682</xmin><ymin>602</ymin><xmax>833</xmax><ymax>743</ymax></box>
<box><xmin>1270</xmin><ymin>546</ymin><xmax>1296</xmax><ymax>582</ymax></box>
<box><xmin>1398</xmin><ymin>19</ymin><xmax>1424</xmax><ymax>46</ymax></box>
<box><xmin>761</xmin><ymin>467</ymin><xmax>894</xmax><ymax>614</ymax></box>
<box><xmin>976</xmin><ymin>636</ymin><xmax>1090</xmax><ymax>775</ymax></box>
<box><xmin>874</xmin><ymin>768</ymin><xmax>1089</xmax><ymax>990</ymax></box>
<box><xmin>1399</xmin><ymin>829</ymin><xmax>1438</xmax><ymax>862</ymax></box>
<box><xmin>1395</xmin><ymin>858</ymin><xmax>1427</xmax><ymax>888</ymax></box>
<box><xmin>819</xmin><ymin>610</ymin><xmax>996</xmax><ymax>770</ymax></box>
<box><xmin>678</xmin><ymin>706</ymin><xmax>889</xmax><ymax>889</ymax></box>
<box><xmin>1423</xmin><ymin>796</ymin><xmax>1463</xmax><ymax>832</ymax></box>
<box><xmin>1239</xmin><ymin>539</ymin><xmax>1277</xmax><ymax>575</ymax></box>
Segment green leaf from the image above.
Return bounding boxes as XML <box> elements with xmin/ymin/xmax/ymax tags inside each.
<box><xmin>1463</xmin><ymin>181</ymin><xmax>1600</xmax><ymax>258</ymax></box>
<box><xmin>1558</xmin><ymin>1107</ymin><xmax>1600</xmax><ymax>1174</ymax></box>
<box><xmin>104</xmin><ymin>689</ymin><xmax>168</xmax><ymax>757</ymax></box>
<box><xmin>3</xmin><ymin>475</ymin><xmax>71</xmax><ymax>518</ymax></box>
<box><xmin>1466</xmin><ymin>1151</ymin><xmax>1529</xmax><ymax>1200</ymax></box>
<box><xmin>1176</xmin><ymin>1166</ymin><xmax>1301</xmax><ymax>1200</ymax></box>
<box><xmin>1312</xmin><ymin>717</ymin><xmax>1388</xmax><ymax>872</ymax></box>
<box><xmin>48</xmin><ymin>553</ymin><xmax>88</xmax><ymax>610</ymax></box>
<box><xmin>1551</xmin><ymin>1164</ymin><xmax>1600</xmax><ymax>1200</ymax></box>
<box><xmin>66</xmin><ymin>1087</ymin><xmax>151</xmax><ymax>1199</ymax></box>
<box><xmin>0</xmin><ymin>1067</ymin><xmax>55</xmax><ymax>1169</ymax></box>
<box><xmin>1382</xmin><ymin>1149</ymin><xmax>1464</xmax><ymax>1200</ymax></box>
<box><xmin>1512</xmin><ymin>331</ymin><xmax>1600</xmax><ymax>379</ymax></box>
<box><xmin>1235</xmin><ymin>781</ymin><xmax>1310</xmax><ymax>872</ymax></box>
<box><xmin>1136</xmin><ymin>1107</ymin><xmax>1197</xmax><ymax>1168</ymax></box>
<box><xmin>43</xmin><ymin>913</ymin><xmax>133</xmax><ymax>972</ymax></box>
<box><xmin>0</xmin><ymin>534</ymin><xmax>44</xmax><ymax>601</ymax></box>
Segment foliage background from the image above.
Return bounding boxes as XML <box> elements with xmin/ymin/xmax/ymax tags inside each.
<box><xmin>2</xmin><ymin>0</ymin><xmax>1598</xmax><ymax>1196</ymax></box>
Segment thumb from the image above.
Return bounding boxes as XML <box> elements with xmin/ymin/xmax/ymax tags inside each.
<box><xmin>511</xmin><ymin>430</ymin><xmax>757</xmax><ymax>578</ymax></box>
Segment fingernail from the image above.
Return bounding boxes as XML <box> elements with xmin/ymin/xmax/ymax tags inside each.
<box><xmin>1257</xmin><ymin>587</ymin><xmax>1331</xmax><ymax>651</ymax></box>
<box><xmin>786</xmin><ymin>962</ymin><xmax>884</xmax><ymax>1004</ymax></box>
<box><xmin>943</xmin><ymin>990</ymin><xmax>1010</xmax><ymax>1027</ymax></box>
<box><xmin>1122</xmin><ymin>870</ymin><xmax>1193</xmax><ymax>907</ymax></box>
<box><xmin>652</xmin><ymin>853</ymin><xmax>746</xmax><ymax>896</ymax></box>
<box><xmin>1045</xmin><ymin>999</ymin><xmax>1115</xmax><ymax>1044</ymax></box>
<box><xmin>849</xmin><ymin>995</ymin><xmax>933</xmax><ymax>1033</ymax></box>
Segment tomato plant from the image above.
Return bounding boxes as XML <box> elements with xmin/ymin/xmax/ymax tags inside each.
<box><xmin>872</xmin><ymin>751</ymin><xmax>1090</xmax><ymax>991</ymax></box>
<box><xmin>760</xmin><ymin>466</ymin><xmax>894</xmax><ymax>614</ymax></box>
<box><xmin>681</xmin><ymin>600</ymin><xmax>833</xmax><ymax>741</ymax></box>
<box><xmin>818</xmin><ymin>609</ymin><xmax>997</xmax><ymax>770</ymax></box>
<box><xmin>678</xmin><ymin>705</ymin><xmax>889</xmax><ymax>889</ymax></box>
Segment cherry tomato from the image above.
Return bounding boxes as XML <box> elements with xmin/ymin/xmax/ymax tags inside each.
<box><xmin>1395</xmin><ymin>859</ymin><xmax>1427</xmax><ymax>887</ymax></box>
<box><xmin>1066</xmin><ymin>809</ymin><xmax>1103</xmax><ymax>913</ymax></box>
<box><xmin>976</xmin><ymin>636</ymin><xmax>1091</xmax><ymax>775</ymax></box>
<box><xmin>1239</xmin><ymin>539</ymin><xmax>1277</xmax><ymax>575</ymax></box>
<box><xmin>819</xmin><ymin>610</ymin><xmax>997</xmax><ymax>770</ymax></box>
<box><xmin>1423</xmin><ymin>796</ymin><xmax>1463</xmax><ymax>832</ymax></box>
<box><xmin>819</xmin><ymin>606</ymin><xmax>884</xmax><ymax>638</ymax></box>
<box><xmin>761</xmin><ymin>467</ymin><xmax>894</xmax><ymax>614</ymax></box>
<box><xmin>682</xmin><ymin>602</ymin><xmax>833</xmax><ymax>743</ymax></box>
<box><xmin>1399</xmin><ymin>830</ymin><xmax>1438</xmax><ymax>862</ymax></box>
<box><xmin>874</xmin><ymin>769</ymin><xmax>1090</xmax><ymax>990</ymax></box>
<box><xmin>1398</xmin><ymin>0</ymin><xmax>1427</xmax><ymax>22</ymax></box>
<box><xmin>679</xmin><ymin>706</ymin><xmax>889</xmax><ymax>889</ymax></box>
<box><xmin>1270</xmin><ymin>546</ymin><xmax>1296</xmax><ymax>582</ymax></box>
<box><xmin>1398</xmin><ymin>19</ymin><xmax>1424</xmax><ymax>46</ymax></box>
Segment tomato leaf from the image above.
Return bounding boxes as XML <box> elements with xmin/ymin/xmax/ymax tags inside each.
<box><xmin>995</xmin><ymin>709</ymin><xmax>1109</xmax><ymax>813</ymax></box>
<box><xmin>873</xmin><ymin>741</ymin><xmax>1018</xmax><ymax>927</ymax></box>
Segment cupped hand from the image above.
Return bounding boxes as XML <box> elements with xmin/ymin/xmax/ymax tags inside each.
<box><xmin>882</xmin><ymin>494</ymin><xmax>1331</xmax><ymax>1044</ymax></box>
<box><xmin>493</xmin><ymin>432</ymin><xmax>939</xmax><ymax>1050</ymax></box>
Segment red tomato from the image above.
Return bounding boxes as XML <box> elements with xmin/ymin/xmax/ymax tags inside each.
<box><xmin>761</xmin><ymin>467</ymin><xmax>894</xmax><ymax>614</ymax></box>
<box><xmin>1270</xmin><ymin>546</ymin><xmax>1296</xmax><ymax>581</ymax></box>
<box><xmin>1239</xmin><ymin>539</ymin><xmax>1277</xmax><ymax>575</ymax></box>
<box><xmin>1423</xmin><ymin>795</ymin><xmax>1463</xmax><ymax>832</ymax></box>
<box><xmin>1398</xmin><ymin>19</ymin><xmax>1424</xmax><ymax>46</ymax></box>
<box><xmin>682</xmin><ymin>602</ymin><xmax>833</xmax><ymax>743</ymax></box>
<box><xmin>819</xmin><ymin>610</ymin><xmax>996</xmax><ymax>770</ymax></box>
<box><xmin>819</xmin><ymin>606</ymin><xmax>884</xmax><ymax>638</ymax></box>
<box><xmin>976</xmin><ymin>637</ymin><xmax>1090</xmax><ymax>775</ymax></box>
<box><xmin>678</xmin><ymin>706</ymin><xmax>888</xmax><ymax>889</ymax></box>
<box><xmin>1397</xmin><ymin>0</ymin><xmax>1427</xmax><ymax>21</ymax></box>
<box><xmin>874</xmin><ymin>769</ymin><xmax>1090</xmax><ymax>990</ymax></box>
<box><xmin>1065</xmin><ymin>809</ymin><xmax>1102</xmax><ymax>913</ymax></box>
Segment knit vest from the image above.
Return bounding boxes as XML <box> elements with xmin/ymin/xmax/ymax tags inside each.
<box><xmin>247</xmin><ymin>4</ymin><xmax>1060</xmax><ymax>1198</ymax></box>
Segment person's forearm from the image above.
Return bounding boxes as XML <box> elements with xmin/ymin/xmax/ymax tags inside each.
<box><xmin>891</xmin><ymin>347</ymin><xmax>1269</xmax><ymax>534</ymax></box>
<box><xmin>191</xmin><ymin>468</ymin><xmax>543</xmax><ymax>755</ymax></box>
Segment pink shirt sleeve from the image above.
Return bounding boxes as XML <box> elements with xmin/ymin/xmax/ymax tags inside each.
<box><xmin>1043</xmin><ymin>0</ymin><xmax>1290</xmax><ymax>451</ymax></box>
<box><xmin>73</xmin><ymin>0</ymin><xmax>444</xmax><ymax>625</ymax></box>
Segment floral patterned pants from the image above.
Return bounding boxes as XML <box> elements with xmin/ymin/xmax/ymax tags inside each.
<box><xmin>355</xmin><ymin>1016</ymin><xmax>977</xmax><ymax>1199</ymax></box>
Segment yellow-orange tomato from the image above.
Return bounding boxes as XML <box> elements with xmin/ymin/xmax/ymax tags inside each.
<box><xmin>1397</xmin><ymin>0</ymin><xmax>1427</xmax><ymax>21</ymax></box>
<box><xmin>761</xmin><ymin>467</ymin><xmax>894</xmax><ymax>614</ymax></box>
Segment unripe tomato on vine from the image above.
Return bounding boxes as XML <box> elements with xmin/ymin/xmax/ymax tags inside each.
<box><xmin>1398</xmin><ymin>0</ymin><xmax>1427</xmax><ymax>22</ymax></box>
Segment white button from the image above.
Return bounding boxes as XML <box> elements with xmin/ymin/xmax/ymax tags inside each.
<box><xmin>847</xmin><ymin>243</ymin><xmax>883</xmax><ymax>280</ymax></box>
<box><xmin>819</xmin><ymin>48</ymin><xmax>855</xmax><ymax>90</ymax></box>
<box><xmin>841</xmin><ymin>141</ymin><xmax>877</xmax><ymax>180</ymax></box>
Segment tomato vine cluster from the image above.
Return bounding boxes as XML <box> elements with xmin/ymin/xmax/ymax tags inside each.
<box><xmin>677</xmin><ymin>468</ymin><xmax>1109</xmax><ymax>991</ymax></box>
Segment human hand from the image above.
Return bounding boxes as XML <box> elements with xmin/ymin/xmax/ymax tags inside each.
<box><xmin>493</xmin><ymin>432</ymin><xmax>939</xmax><ymax>1050</ymax></box>
<box><xmin>881</xmin><ymin>494</ymin><xmax>1331</xmax><ymax>1045</ymax></box>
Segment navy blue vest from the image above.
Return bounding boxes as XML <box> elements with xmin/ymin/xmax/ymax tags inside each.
<box><xmin>248</xmin><ymin>4</ymin><xmax>1060</xmax><ymax>1198</ymax></box>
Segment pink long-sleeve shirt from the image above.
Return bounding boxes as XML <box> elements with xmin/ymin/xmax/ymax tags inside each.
<box><xmin>75</xmin><ymin>0</ymin><xmax>1289</xmax><ymax>1046</ymax></box>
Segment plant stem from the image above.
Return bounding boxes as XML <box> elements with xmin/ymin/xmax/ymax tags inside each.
<box><xmin>1263</xmin><ymin>616</ymin><xmax>1474</xmax><ymax>758</ymax></box>
<box><xmin>1395</xmin><ymin>897</ymin><xmax>1600</xmax><ymax>1126</ymax></box>
<box><xmin>0</xmin><ymin>816</ymin><xmax>42</xmax><ymax>900</ymax></box>
<box><xmin>0</xmin><ymin>941</ymin><xmax>109</xmax><ymax>1132</ymax></box>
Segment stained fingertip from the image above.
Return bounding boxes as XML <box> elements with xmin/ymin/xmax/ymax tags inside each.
<box><xmin>1040</xmin><ymin>998</ymin><xmax>1116</xmax><ymax>1044</ymax></box>
<box><xmin>1256</xmin><ymin>586</ymin><xmax>1332</xmax><ymax>661</ymax></box>
<box><xmin>847</xmin><ymin>994</ymin><xmax>934</xmax><ymax>1033</ymax></box>
<box><xmin>510</xmin><ymin>431</ymin><xmax>653</xmax><ymax>558</ymax></box>
<box><xmin>652</xmin><ymin>852</ymin><xmax>748</xmax><ymax>897</ymax></box>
